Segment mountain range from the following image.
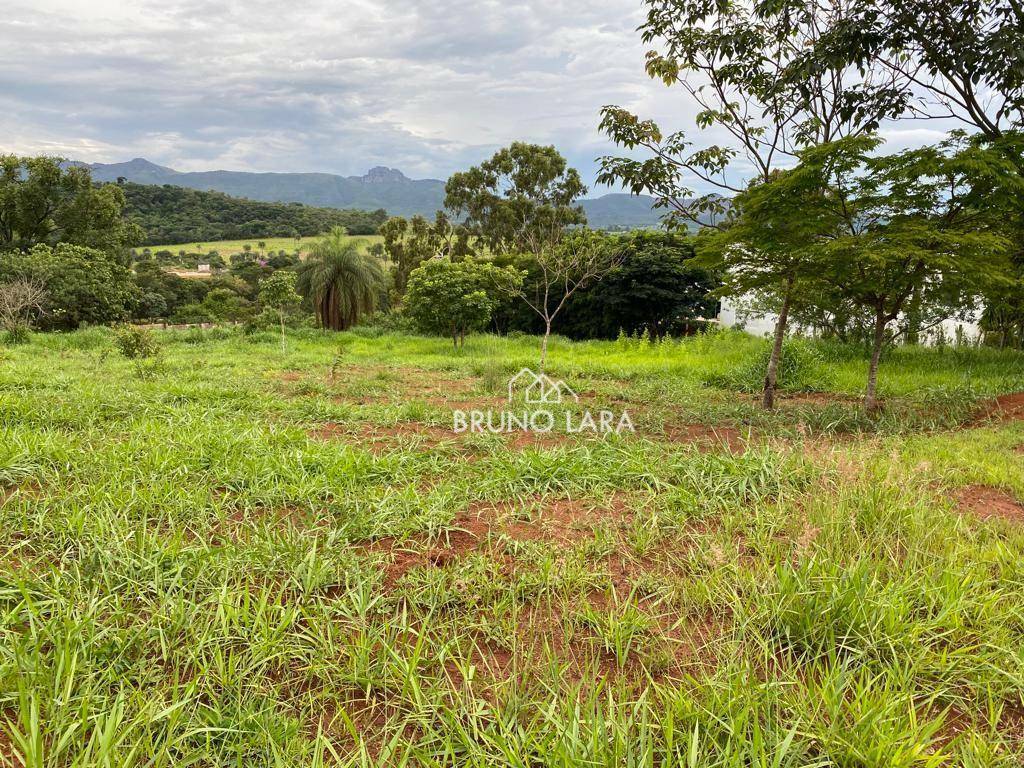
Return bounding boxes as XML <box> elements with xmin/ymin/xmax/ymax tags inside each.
<box><xmin>79</xmin><ymin>158</ymin><xmax>666</xmax><ymax>229</ymax></box>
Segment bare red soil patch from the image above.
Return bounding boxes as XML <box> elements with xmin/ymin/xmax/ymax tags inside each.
<box><xmin>975</xmin><ymin>392</ymin><xmax>1024</xmax><ymax>423</ymax></box>
<box><xmin>662</xmin><ymin>423</ymin><xmax>746</xmax><ymax>452</ymax></box>
<box><xmin>953</xmin><ymin>484</ymin><xmax>1024</xmax><ymax>523</ymax></box>
<box><xmin>359</xmin><ymin>494</ymin><xmax>634</xmax><ymax>588</ymax></box>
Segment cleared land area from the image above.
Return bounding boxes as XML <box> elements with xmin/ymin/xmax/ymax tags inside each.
<box><xmin>145</xmin><ymin>235</ymin><xmax>384</xmax><ymax>258</ymax></box>
<box><xmin>1</xmin><ymin>328</ymin><xmax>1023</xmax><ymax>765</ymax></box>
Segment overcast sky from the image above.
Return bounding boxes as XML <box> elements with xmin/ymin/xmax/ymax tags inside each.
<box><xmin>2</xmin><ymin>0</ymin><xmax>950</xmax><ymax>193</ymax></box>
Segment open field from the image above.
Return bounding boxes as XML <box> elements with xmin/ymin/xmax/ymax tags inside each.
<box><xmin>145</xmin><ymin>235</ymin><xmax>384</xmax><ymax>258</ymax></box>
<box><xmin>2</xmin><ymin>327</ymin><xmax>1024</xmax><ymax>765</ymax></box>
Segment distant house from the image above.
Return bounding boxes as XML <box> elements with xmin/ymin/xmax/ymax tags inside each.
<box><xmin>197</xmin><ymin>263</ymin><xmax>211</xmax><ymax>273</ymax></box>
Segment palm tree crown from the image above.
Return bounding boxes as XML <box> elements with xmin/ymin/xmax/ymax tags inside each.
<box><xmin>297</xmin><ymin>228</ymin><xmax>383</xmax><ymax>331</ymax></box>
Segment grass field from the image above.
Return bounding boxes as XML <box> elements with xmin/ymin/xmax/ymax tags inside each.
<box><xmin>144</xmin><ymin>235</ymin><xmax>384</xmax><ymax>258</ymax></box>
<box><xmin>2</xmin><ymin>326</ymin><xmax>1024</xmax><ymax>766</ymax></box>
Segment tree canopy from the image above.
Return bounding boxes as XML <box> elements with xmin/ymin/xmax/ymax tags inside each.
<box><xmin>0</xmin><ymin>156</ymin><xmax>142</xmax><ymax>254</ymax></box>
<box><xmin>120</xmin><ymin>182</ymin><xmax>386</xmax><ymax>245</ymax></box>
<box><xmin>0</xmin><ymin>243</ymin><xmax>139</xmax><ymax>330</ymax></box>
<box><xmin>445</xmin><ymin>143</ymin><xmax>587</xmax><ymax>255</ymax></box>
<box><xmin>404</xmin><ymin>258</ymin><xmax>521</xmax><ymax>348</ymax></box>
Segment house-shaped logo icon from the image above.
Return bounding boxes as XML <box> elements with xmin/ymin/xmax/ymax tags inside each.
<box><xmin>507</xmin><ymin>368</ymin><xmax>579</xmax><ymax>405</ymax></box>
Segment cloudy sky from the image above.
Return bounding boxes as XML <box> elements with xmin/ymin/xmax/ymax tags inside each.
<box><xmin>2</xmin><ymin>0</ymin><xmax>949</xmax><ymax>192</ymax></box>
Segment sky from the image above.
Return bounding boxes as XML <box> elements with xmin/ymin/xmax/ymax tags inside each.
<box><xmin>1</xmin><ymin>0</ymin><xmax>951</xmax><ymax>194</ymax></box>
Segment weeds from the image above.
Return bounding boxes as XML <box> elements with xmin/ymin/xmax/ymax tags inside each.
<box><xmin>0</xmin><ymin>327</ymin><xmax>1022</xmax><ymax>765</ymax></box>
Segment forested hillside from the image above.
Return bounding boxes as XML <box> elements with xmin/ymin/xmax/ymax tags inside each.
<box><xmin>121</xmin><ymin>182</ymin><xmax>387</xmax><ymax>245</ymax></box>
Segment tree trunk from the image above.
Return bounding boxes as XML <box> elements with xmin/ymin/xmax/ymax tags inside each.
<box><xmin>539</xmin><ymin>319</ymin><xmax>552</xmax><ymax>372</ymax></box>
<box><xmin>865</xmin><ymin>307</ymin><xmax>888</xmax><ymax>413</ymax></box>
<box><xmin>905</xmin><ymin>283</ymin><xmax>922</xmax><ymax>345</ymax></box>
<box><xmin>279</xmin><ymin>310</ymin><xmax>286</xmax><ymax>353</ymax></box>
<box><xmin>762</xmin><ymin>277</ymin><xmax>794</xmax><ymax>410</ymax></box>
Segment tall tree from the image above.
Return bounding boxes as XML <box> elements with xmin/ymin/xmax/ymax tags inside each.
<box><xmin>379</xmin><ymin>211</ymin><xmax>473</xmax><ymax>295</ymax></box>
<box><xmin>780</xmin><ymin>1</ymin><xmax>1024</xmax><ymax>348</ymax></box>
<box><xmin>0</xmin><ymin>156</ymin><xmax>143</xmax><ymax>254</ymax></box>
<box><xmin>445</xmin><ymin>143</ymin><xmax>587</xmax><ymax>256</ymax></box>
<box><xmin>297</xmin><ymin>228</ymin><xmax>383</xmax><ymax>331</ymax></box>
<box><xmin>789</xmin><ymin>0</ymin><xmax>1022</xmax><ymax>139</ymax></box>
<box><xmin>598</xmin><ymin>0</ymin><xmax>901</xmax><ymax>408</ymax></box>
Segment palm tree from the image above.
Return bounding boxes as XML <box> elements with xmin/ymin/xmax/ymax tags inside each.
<box><xmin>297</xmin><ymin>228</ymin><xmax>383</xmax><ymax>331</ymax></box>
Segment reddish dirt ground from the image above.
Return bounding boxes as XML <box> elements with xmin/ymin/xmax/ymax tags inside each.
<box><xmin>356</xmin><ymin>495</ymin><xmax>635</xmax><ymax>589</ymax></box>
<box><xmin>953</xmin><ymin>484</ymin><xmax>1024</xmax><ymax>523</ymax></box>
<box><xmin>975</xmin><ymin>392</ymin><xmax>1024</xmax><ymax>423</ymax></box>
<box><xmin>662</xmin><ymin>423</ymin><xmax>747</xmax><ymax>452</ymax></box>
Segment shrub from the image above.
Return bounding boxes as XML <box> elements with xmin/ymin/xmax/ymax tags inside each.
<box><xmin>707</xmin><ymin>337</ymin><xmax>834</xmax><ymax>393</ymax></box>
<box><xmin>2</xmin><ymin>324</ymin><xmax>31</xmax><ymax>346</ymax></box>
<box><xmin>404</xmin><ymin>258</ymin><xmax>520</xmax><ymax>347</ymax></box>
<box><xmin>0</xmin><ymin>244</ymin><xmax>139</xmax><ymax>330</ymax></box>
<box><xmin>113</xmin><ymin>325</ymin><xmax>160</xmax><ymax>359</ymax></box>
<box><xmin>170</xmin><ymin>304</ymin><xmax>215</xmax><ymax>324</ymax></box>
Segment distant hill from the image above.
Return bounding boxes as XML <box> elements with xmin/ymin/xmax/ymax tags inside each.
<box><xmin>80</xmin><ymin>158</ymin><xmax>668</xmax><ymax>229</ymax></box>
<box><xmin>579</xmin><ymin>193</ymin><xmax>664</xmax><ymax>230</ymax></box>
<box><xmin>119</xmin><ymin>183</ymin><xmax>388</xmax><ymax>246</ymax></box>
<box><xmin>84</xmin><ymin>159</ymin><xmax>450</xmax><ymax>219</ymax></box>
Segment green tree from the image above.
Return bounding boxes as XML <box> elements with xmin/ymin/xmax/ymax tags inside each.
<box><xmin>706</xmin><ymin>135</ymin><xmax>1014</xmax><ymax>411</ymax></box>
<box><xmin>258</xmin><ymin>271</ymin><xmax>302</xmax><ymax>351</ymax></box>
<box><xmin>0</xmin><ymin>243</ymin><xmax>139</xmax><ymax>330</ymax></box>
<box><xmin>692</xmin><ymin>137</ymin><xmax>869</xmax><ymax>408</ymax></box>
<box><xmin>0</xmin><ymin>156</ymin><xmax>142</xmax><ymax>254</ymax></box>
<box><xmin>811</xmin><ymin>138</ymin><xmax>1015</xmax><ymax>410</ymax></box>
<box><xmin>380</xmin><ymin>212</ymin><xmax>474</xmax><ymax>295</ymax></box>
<box><xmin>200</xmin><ymin>288</ymin><xmax>251</xmax><ymax>322</ymax></box>
<box><xmin>297</xmin><ymin>228</ymin><xmax>383</xmax><ymax>331</ymax></box>
<box><xmin>445</xmin><ymin>143</ymin><xmax>586</xmax><ymax>256</ymax></box>
<box><xmin>785</xmin><ymin>0</ymin><xmax>1022</xmax><ymax>140</ymax></box>
<box><xmin>506</xmin><ymin>230</ymin><xmax>621</xmax><ymax>369</ymax></box>
<box><xmin>404</xmin><ymin>258</ymin><xmax>521</xmax><ymax>348</ymax></box>
<box><xmin>597</xmin><ymin>0</ymin><xmax>902</xmax><ymax>407</ymax></box>
<box><xmin>560</xmin><ymin>232</ymin><xmax>719</xmax><ymax>339</ymax></box>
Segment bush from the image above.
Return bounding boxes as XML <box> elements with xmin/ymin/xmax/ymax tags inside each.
<box><xmin>170</xmin><ymin>304</ymin><xmax>215</xmax><ymax>324</ymax></box>
<box><xmin>0</xmin><ymin>244</ymin><xmax>139</xmax><ymax>331</ymax></box>
<box><xmin>707</xmin><ymin>337</ymin><xmax>834</xmax><ymax>393</ymax></box>
<box><xmin>113</xmin><ymin>325</ymin><xmax>160</xmax><ymax>359</ymax></box>
<box><xmin>404</xmin><ymin>258</ymin><xmax>520</xmax><ymax>347</ymax></box>
<box><xmin>2</xmin><ymin>324</ymin><xmax>31</xmax><ymax>346</ymax></box>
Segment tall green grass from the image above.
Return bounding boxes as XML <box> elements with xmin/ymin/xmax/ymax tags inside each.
<box><xmin>0</xmin><ymin>326</ymin><xmax>1021</xmax><ymax>765</ymax></box>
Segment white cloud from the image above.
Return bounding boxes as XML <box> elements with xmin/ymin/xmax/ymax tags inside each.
<box><xmin>0</xmin><ymin>0</ymin><xmax>955</xmax><ymax>194</ymax></box>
